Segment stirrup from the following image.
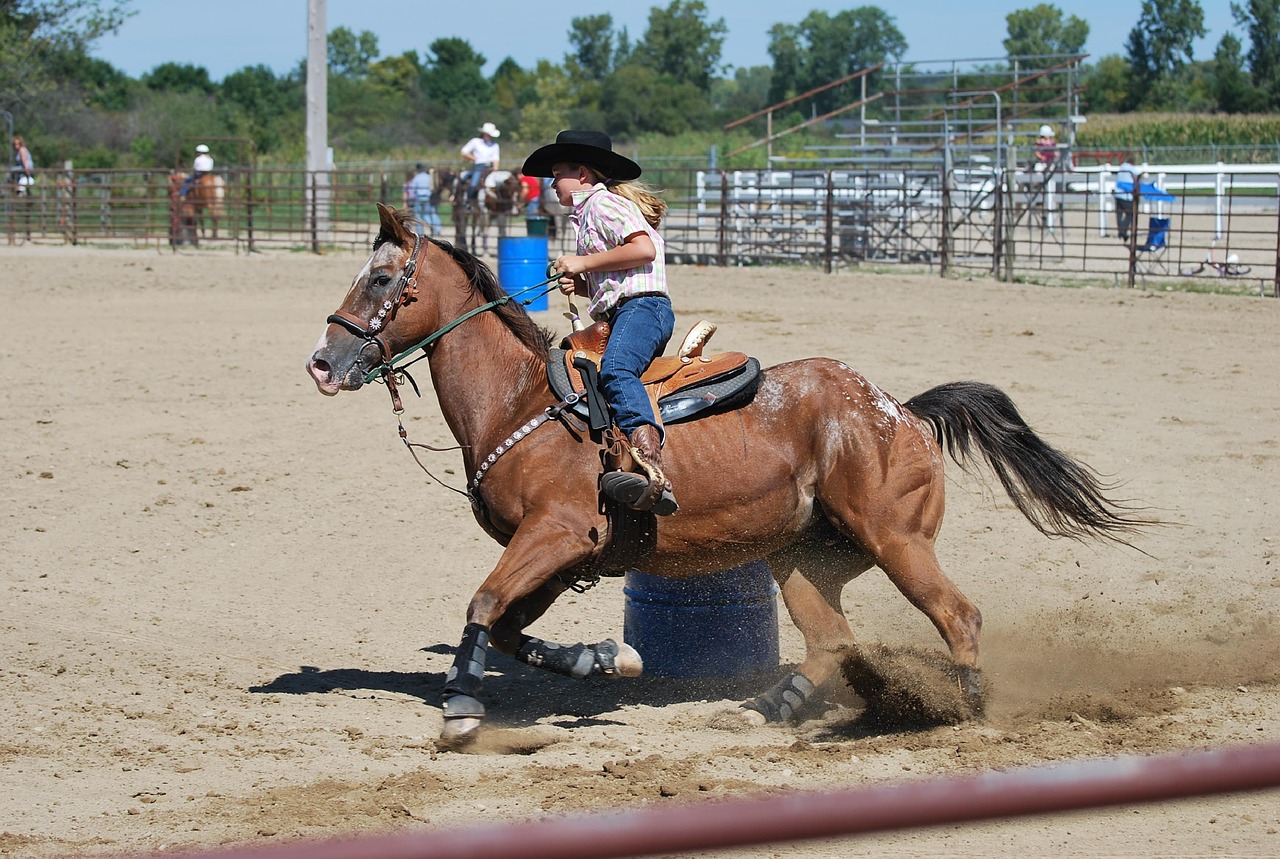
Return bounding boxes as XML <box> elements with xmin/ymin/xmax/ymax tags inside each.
<box><xmin>601</xmin><ymin>471</ymin><xmax>678</xmax><ymax>516</ymax></box>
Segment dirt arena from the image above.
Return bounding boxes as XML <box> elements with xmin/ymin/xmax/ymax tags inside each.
<box><xmin>3</xmin><ymin>244</ymin><xmax>1279</xmax><ymax>857</ymax></box>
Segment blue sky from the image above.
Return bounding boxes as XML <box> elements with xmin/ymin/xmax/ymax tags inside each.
<box><xmin>92</xmin><ymin>0</ymin><xmax>1236</xmax><ymax>81</ymax></box>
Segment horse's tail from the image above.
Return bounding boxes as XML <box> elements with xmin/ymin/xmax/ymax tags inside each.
<box><xmin>904</xmin><ymin>381</ymin><xmax>1151</xmax><ymax>545</ymax></box>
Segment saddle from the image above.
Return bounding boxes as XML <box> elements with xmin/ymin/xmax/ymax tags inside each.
<box><xmin>547</xmin><ymin>320</ymin><xmax>761</xmax><ymax>429</ymax></box>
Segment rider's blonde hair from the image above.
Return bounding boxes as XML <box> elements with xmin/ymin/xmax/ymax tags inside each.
<box><xmin>579</xmin><ymin>164</ymin><xmax>666</xmax><ymax>229</ymax></box>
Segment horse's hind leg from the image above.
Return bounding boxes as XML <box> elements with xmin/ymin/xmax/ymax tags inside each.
<box><xmin>825</xmin><ymin>442</ymin><xmax>985</xmax><ymax>706</ymax></box>
<box><xmin>740</xmin><ymin>533</ymin><xmax>874</xmax><ymax>724</ymax></box>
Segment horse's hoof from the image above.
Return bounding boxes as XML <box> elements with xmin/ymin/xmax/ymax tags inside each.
<box><xmin>736</xmin><ymin>706</ymin><xmax>768</xmax><ymax>727</ymax></box>
<box><xmin>437</xmin><ymin>717</ymin><xmax>482</xmax><ymax>750</ymax></box>
<box><xmin>614</xmin><ymin>641</ymin><xmax>644</xmax><ymax>677</ymax></box>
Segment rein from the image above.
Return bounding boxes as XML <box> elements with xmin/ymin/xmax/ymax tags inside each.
<box><xmin>361</xmin><ymin>268</ymin><xmax>561</xmax><ymax>389</ymax></box>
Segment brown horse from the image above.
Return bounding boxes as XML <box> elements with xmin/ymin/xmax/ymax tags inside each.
<box><xmin>451</xmin><ymin>168</ymin><xmax>521</xmax><ymax>255</ymax></box>
<box><xmin>482</xmin><ymin>170</ymin><xmax>523</xmax><ymax>234</ymax></box>
<box><xmin>168</xmin><ymin>171</ymin><xmax>225</xmax><ymax>245</ymax></box>
<box><xmin>306</xmin><ymin>205</ymin><xmax>1144</xmax><ymax>749</ymax></box>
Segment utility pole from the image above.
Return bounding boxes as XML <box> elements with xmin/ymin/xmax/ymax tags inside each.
<box><xmin>306</xmin><ymin>0</ymin><xmax>329</xmax><ymax>240</ymax></box>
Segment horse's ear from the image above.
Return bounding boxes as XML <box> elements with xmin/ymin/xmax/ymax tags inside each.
<box><xmin>375</xmin><ymin>202</ymin><xmax>412</xmax><ymax>248</ymax></box>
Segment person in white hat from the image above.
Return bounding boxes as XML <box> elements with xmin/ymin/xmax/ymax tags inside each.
<box><xmin>459</xmin><ymin>122</ymin><xmax>500</xmax><ymax>200</ymax></box>
<box><xmin>182</xmin><ymin>143</ymin><xmax>215</xmax><ymax>196</ymax></box>
<box><xmin>1033</xmin><ymin>124</ymin><xmax>1057</xmax><ymax>169</ymax></box>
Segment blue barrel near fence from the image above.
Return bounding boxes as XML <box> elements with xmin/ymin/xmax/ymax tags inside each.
<box><xmin>497</xmin><ymin>235</ymin><xmax>550</xmax><ymax>313</ymax></box>
<box><xmin>623</xmin><ymin>561</ymin><xmax>779</xmax><ymax>678</ymax></box>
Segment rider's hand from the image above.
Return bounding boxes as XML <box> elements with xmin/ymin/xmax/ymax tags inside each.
<box><xmin>554</xmin><ymin>254</ymin><xmax>588</xmax><ymax>276</ymax></box>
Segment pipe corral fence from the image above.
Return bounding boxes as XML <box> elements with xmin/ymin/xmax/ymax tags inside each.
<box><xmin>120</xmin><ymin>742</ymin><xmax>1280</xmax><ymax>859</ymax></box>
<box><xmin>4</xmin><ymin>161</ymin><xmax>1277</xmax><ymax>298</ymax></box>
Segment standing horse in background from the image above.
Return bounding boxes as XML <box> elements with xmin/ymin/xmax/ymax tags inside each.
<box><xmin>168</xmin><ymin>171</ymin><xmax>226</xmax><ymax>246</ymax></box>
<box><xmin>481</xmin><ymin>170</ymin><xmax>522</xmax><ymax>242</ymax></box>
<box><xmin>451</xmin><ymin>166</ymin><xmax>486</xmax><ymax>254</ymax></box>
<box><xmin>451</xmin><ymin>169</ymin><xmax>522</xmax><ymax>255</ymax></box>
<box><xmin>305</xmin><ymin>205</ymin><xmax>1148</xmax><ymax>750</ymax></box>
<box><xmin>188</xmin><ymin>173</ymin><xmax>226</xmax><ymax>240</ymax></box>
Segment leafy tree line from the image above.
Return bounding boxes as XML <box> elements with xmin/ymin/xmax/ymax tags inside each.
<box><xmin>2</xmin><ymin>0</ymin><xmax>1277</xmax><ymax>171</ymax></box>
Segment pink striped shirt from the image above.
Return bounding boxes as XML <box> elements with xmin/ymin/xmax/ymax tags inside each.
<box><xmin>569</xmin><ymin>184</ymin><xmax>667</xmax><ymax>321</ymax></box>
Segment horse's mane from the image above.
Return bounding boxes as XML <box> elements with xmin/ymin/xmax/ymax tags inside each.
<box><xmin>375</xmin><ymin>211</ymin><xmax>553</xmax><ymax>359</ymax></box>
<box><xmin>430</xmin><ymin>237</ymin><xmax>554</xmax><ymax>359</ymax></box>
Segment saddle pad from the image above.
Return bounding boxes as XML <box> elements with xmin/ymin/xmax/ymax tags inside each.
<box><xmin>547</xmin><ymin>348</ymin><xmax>762</xmax><ymax>426</ymax></box>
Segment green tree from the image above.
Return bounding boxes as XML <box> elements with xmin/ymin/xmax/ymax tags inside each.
<box><xmin>142</xmin><ymin>62</ymin><xmax>214</xmax><ymax>95</ymax></box>
<box><xmin>1232</xmin><ymin>0</ymin><xmax>1280</xmax><ymax>107</ymax></box>
<box><xmin>1002</xmin><ymin>4</ymin><xmax>1089</xmax><ymax>58</ymax></box>
<box><xmin>632</xmin><ymin>0</ymin><xmax>726</xmax><ymax>93</ymax></box>
<box><xmin>1212</xmin><ymin>32</ymin><xmax>1259</xmax><ymax>111</ymax></box>
<box><xmin>220</xmin><ymin>64</ymin><xmax>301</xmax><ymax>153</ymax></box>
<box><xmin>0</xmin><ymin>0</ymin><xmax>132</xmax><ymax>112</ymax></box>
<box><xmin>711</xmin><ymin>65</ymin><xmax>772</xmax><ymax>124</ymax></box>
<box><xmin>1082</xmin><ymin>54</ymin><xmax>1132</xmax><ymax>112</ymax></box>
<box><xmin>566</xmin><ymin>13</ymin><xmax>620</xmax><ymax>81</ymax></box>
<box><xmin>45</xmin><ymin>51</ymin><xmax>135</xmax><ymax>110</ymax></box>
<box><xmin>599</xmin><ymin>63</ymin><xmax>705</xmax><ymax>135</ymax></box>
<box><xmin>420</xmin><ymin>37</ymin><xmax>493</xmax><ymax>141</ymax></box>
<box><xmin>328</xmin><ymin>26</ymin><xmax>379</xmax><ymax>79</ymax></box>
<box><xmin>1125</xmin><ymin>0</ymin><xmax>1206</xmax><ymax>106</ymax></box>
<box><xmin>767</xmin><ymin>7</ymin><xmax>907</xmax><ymax>113</ymax></box>
<box><xmin>515</xmin><ymin>61</ymin><xmax>576</xmax><ymax>144</ymax></box>
<box><xmin>367</xmin><ymin>51</ymin><xmax>421</xmax><ymax>96</ymax></box>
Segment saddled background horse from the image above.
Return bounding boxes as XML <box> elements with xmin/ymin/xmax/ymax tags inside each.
<box><xmin>306</xmin><ymin>205</ymin><xmax>1144</xmax><ymax>749</ymax></box>
<box><xmin>450</xmin><ymin>168</ymin><xmax>522</xmax><ymax>254</ymax></box>
<box><xmin>168</xmin><ymin>171</ymin><xmax>226</xmax><ymax>245</ymax></box>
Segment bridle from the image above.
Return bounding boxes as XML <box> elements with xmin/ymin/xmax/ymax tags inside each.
<box><xmin>324</xmin><ymin>232</ymin><xmax>567</xmax><ymax>499</ymax></box>
<box><xmin>326</xmin><ymin>232</ymin><xmax>429</xmax><ymax>408</ymax></box>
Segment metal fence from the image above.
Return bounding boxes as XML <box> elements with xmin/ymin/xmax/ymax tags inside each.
<box><xmin>5</xmin><ymin>164</ymin><xmax>1277</xmax><ymax>298</ymax></box>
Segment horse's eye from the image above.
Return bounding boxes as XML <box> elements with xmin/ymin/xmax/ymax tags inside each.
<box><xmin>370</xmin><ymin>274</ymin><xmax>390</xmax><ymax>289</ymax></box>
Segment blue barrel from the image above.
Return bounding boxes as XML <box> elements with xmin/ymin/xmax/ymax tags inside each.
<box><xmin>623</xmin><ymin>561</ymin><xmax>779</xmax><ymax>678</ymax></box>
<box><xmin>497</xmin><ymin>236</ymin><xmax>550</xmax><ymax>313</ymax></box>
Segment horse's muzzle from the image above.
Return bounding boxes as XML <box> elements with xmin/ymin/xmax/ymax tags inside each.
<box><xmin>306</xmin><ymin>352</ymin><xmax>369</xmax><ymax>395</ymax></box>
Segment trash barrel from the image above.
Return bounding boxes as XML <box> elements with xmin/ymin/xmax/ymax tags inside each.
<box><xmin>497</xmin><ymin>235</ymin><xmax>549</xmax><ymax>313</ymax></box>
<box><xmin>623</xmin><ymin>561</ymin><xmax>779</xmax><ymax>678</ymax></box>
<box><xmin>526</xmin><ymin>215</ymin><xmax>550</xmax><ymax>237</ymax></box>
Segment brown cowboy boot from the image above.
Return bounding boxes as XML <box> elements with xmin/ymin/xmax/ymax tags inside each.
<box><xmin>600</xmin><ymin>424</ymin><xmax>678</xmax><ymax>515</ymax></box>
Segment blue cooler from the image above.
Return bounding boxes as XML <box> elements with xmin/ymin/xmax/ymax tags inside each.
<box><xmin>623</xmin><ymin>561</ymin><xmax>780</xmax><ymax>678</ymax></box>
<box><xmin>497</xmin><ymin>236</ymin><xmax>550</xmax><ymax>313</ymax></box>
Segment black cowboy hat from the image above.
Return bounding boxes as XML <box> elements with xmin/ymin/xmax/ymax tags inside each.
<box><xmin>521</xmin><ymin>130</ymin><xmax>641</xmax><ymax>181</ymax></box>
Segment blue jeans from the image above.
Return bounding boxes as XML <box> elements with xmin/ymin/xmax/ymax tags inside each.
<box><xmin>412</xmin><ymin>198</ymin><xmax>441</xmax><ymax>233</ymax></box>
<box><xmin>599</xmin><ymin>295</ymin><xmax>674</xmax><ymax>437</ymax></box>
<box><xmin>462</xmin><ymin>164</ymin><xmax>490</xmax><ymax>193</ymax></box>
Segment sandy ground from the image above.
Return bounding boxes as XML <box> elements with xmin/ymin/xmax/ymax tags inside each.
<box><xmin>3</xmin><ymin>244</ymin><xmax>1279</xmax><ymax>858</ymax></box>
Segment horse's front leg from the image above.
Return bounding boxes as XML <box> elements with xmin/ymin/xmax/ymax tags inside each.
<box><xmin>496</xmin><ymin>582</ymin><xmax>642</xmax><ymax>681</ymax></box>
<box><xmin>440</xmin><ymin>519</ymin><xmax>608</xmax><ymax>748</ymax></box>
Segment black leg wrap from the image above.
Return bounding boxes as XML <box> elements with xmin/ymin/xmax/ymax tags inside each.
<box><xmin>742</xmin><ymin>672</ymin><xmax>817</xmax><ymax>722</ymax></box>
<box><xmin>443</xmin><ymin>623</ymin><xmax>490</xmax><ymax>716</ymax></box>
<box><xmin>956</xmin><ymin>665</ymin><xmax>985</xmax><ymax>716</ymax></box>
<box><xmin>516</xmin><ymin>636</ymin><xmax>625</xmax><ymax>679</ymax></box>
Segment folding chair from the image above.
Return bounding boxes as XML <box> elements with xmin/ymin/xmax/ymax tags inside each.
<box><xmin>1136</xmin><ymin>216</ymin><xmax>1171</xmax><ymax>275</ymax></box>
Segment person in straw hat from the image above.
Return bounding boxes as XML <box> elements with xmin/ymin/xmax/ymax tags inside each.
<box><xmin>460</xmin><ymin>121</ymin><xmax>501</xmax><ymax>200</ymax></box>
<box><xmin>523</xmin><ymin>130</ymin><xmax>677</xmax><ymax>515</ymax></box>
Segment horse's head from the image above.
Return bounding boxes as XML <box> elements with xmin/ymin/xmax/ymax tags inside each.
<box><xmin>306</xmin><ymin>203</ymin><xmax>443</xmax><ymax>395</ymax></box>
<box><xmin>307</xmin><ymin>203</ymin><xmax>553</xmax><ymax>397</ymax></box>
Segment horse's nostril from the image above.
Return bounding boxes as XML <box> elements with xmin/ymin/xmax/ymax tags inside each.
<box><xmin>308</xmin><ymin>356</ymin><xmax>333</xmax><ymax>383</ymax></box>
